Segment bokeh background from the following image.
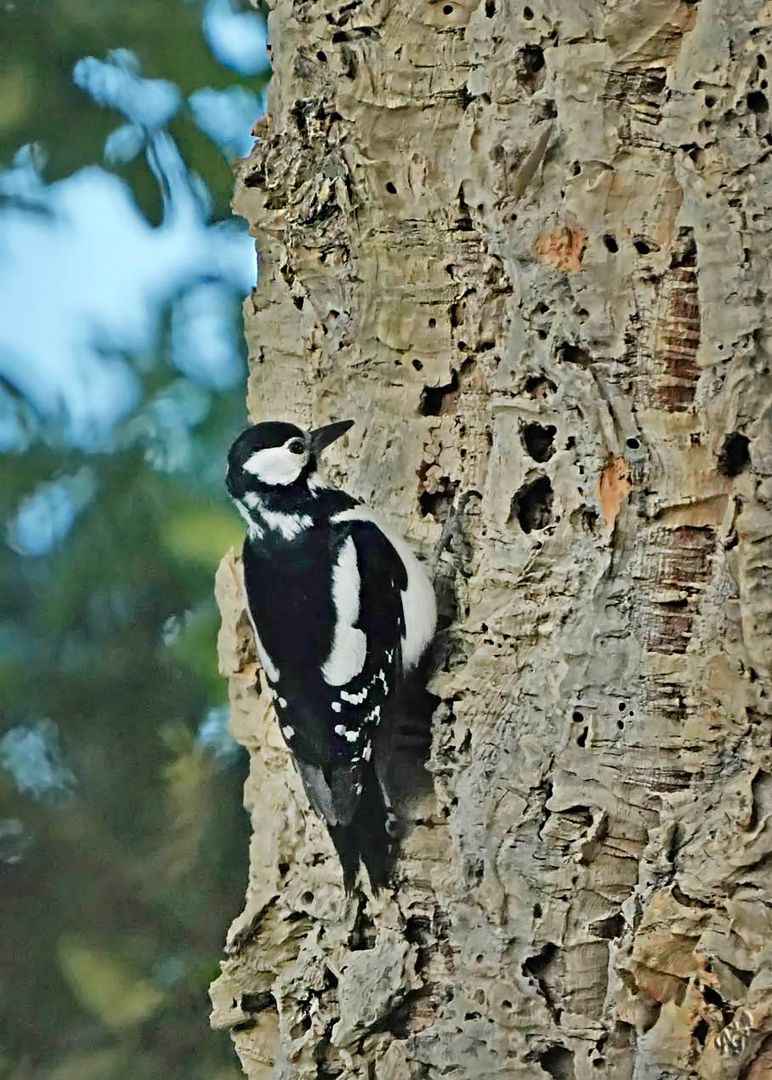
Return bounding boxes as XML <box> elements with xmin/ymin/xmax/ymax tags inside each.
<box><xmin>0</xmin><ymin>3</ymin><xmax>269</xmax><ymax>1076</ymax></box>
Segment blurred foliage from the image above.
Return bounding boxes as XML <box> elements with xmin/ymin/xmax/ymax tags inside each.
<box><xmin>0</xmin><ymin>2</ymin><xmax>269</xmax><ymax>1077</ymax></box>
<box><xmin>0</xmin><ymin>0</ymin><xmax>266</xmax><ymax>221</ymax></box>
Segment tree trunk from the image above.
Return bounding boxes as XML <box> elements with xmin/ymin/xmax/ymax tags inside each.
<box><xmin>209</xmin><ymin>1</ymin><xmax>772</xmax><ymax>1076</ymax></box>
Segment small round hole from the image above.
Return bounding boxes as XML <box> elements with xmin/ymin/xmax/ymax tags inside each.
<box><xmin>385</xmin><ymin>181</ymin><xmax>397</xmax><ymax>194</ymax></box>
<box><xmin>626</xmin><ymin>437</ymin><xmax>639</xmax><ymax>449</ymax></box>
<box><xmin>603</xmin><ymin>234</ymin><xmax>619</xmax><ymax>253</ymax></box>
<box><xmin>443</xmin><ymin>3</ymin><xmax>454</xmax><ymax>12</ymax></box>
<box><xmin>317</xmin><ymin>50</ymin><xmax>327</xmax><ymax>62</ymax></box>
<box><xmin>412</xmin><ymin>358</ymin><xmax>423</xmax><ymax>371</ymax></box>
<box><xmin>572</xmin><ymin>710</ymin><xmax>584</xmax><ymax>723</ymax></box>
<box><xmin>428</xmin><ymin>317</ymin><xmax>437</xmax><ymax>327</ymax></box>
<box><xmin>523</xmin><ymin>5</ymin><xmax>534</xmax><ymax>18</ymax></box>
<box><xmin>633</xmin><ymin>239</ymin><xmax>650</xmax><ymax>255</ymax></box>
<box><xmin>301</xmin><ymin>891</ymin><xmax>314</xmax><ymax>904</ymax></box>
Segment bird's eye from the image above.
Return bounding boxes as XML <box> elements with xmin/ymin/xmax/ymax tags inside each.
<box><xmin>287</xmin><ymin>438</ymin><xmax>305</xmax><ymax>455</ymax></box>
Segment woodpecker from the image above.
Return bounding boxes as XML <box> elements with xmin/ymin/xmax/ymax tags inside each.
<box><xmin>226</xmin><ymin>419</ymin><xmax>437</xmax><ymax>891</ymax></box>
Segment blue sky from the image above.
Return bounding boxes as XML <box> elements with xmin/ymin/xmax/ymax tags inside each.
<box><xmin>0</xmin><ymin>0</ymin><xmax>268</xmax><ymax>450</ymax></box>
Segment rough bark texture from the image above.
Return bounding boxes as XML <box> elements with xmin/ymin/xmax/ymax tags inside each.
<box><xmin>209</xmin><ymin>1</ymin><xmax>772</xmax><ymax>1076</ymax></box>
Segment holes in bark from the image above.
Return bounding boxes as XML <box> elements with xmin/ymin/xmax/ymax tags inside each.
<box><xmin>693</xmin><ymin>1018</ymin><xmax>709</xmax><ymax>1046</ymax></box>
<box><xmin>572</xmin><ymin>710</ymin><xmax>584</xmax><ymax>723</ymax></box>
<box><xmin>718</xmin><ymin>432</ymin><xmax>750</xmax><ymax>476</ymax></box>
<box><xmin>241</xmin><ymin>991</ymin><xmax>277</xmax><ymax>1015</ymax></box>
<box><xmin>523</xmin><ymin>943</ymin><xmax>562</xmax><ymax>1023</ymax></box>
<box><xmin>558</xmin><ymin>342</ymin><xmax>592</xmax><ymax>365</ymax></box>
<box><xmin>626</xmin><ymin>437</ymin><xmax>640</xmax><ymax>449</ymax></box>
<box><xmin>301</xmin><ymin>890</ymin><xmax>314</xmax><ymax>904</ymax></box>
<box><xmin>516</xmin><ymin>44</ymin><xmax>545</xmax><ymax>92</ymax></box>
<box><xmin>404</xmin><ymin>915</ymin><xmax>431</xmax><ymax>945</ymax></box>
<box><xmin>443</xmin><ymin>3</ymin><xmax>454</xmax><ymax>13</ymax></box>
<box><xmin>510</xmin><ymin>476</ymin><xmax>553</xmax><ymax>533</ymax></box>
<box><xmin>385</xmin><ymin>181</ymin><xmax>397</xmax><ymax>194</ymax></box>
<box><xmin>523</xmin><ymin>5</ymin><xmax>534</xmax><ymax>18</ymax></box>
<box><xmin>633</xmin><ymin>239</ymin><xmax>650</xmax><ymax>255</ymax></box>
<box><xmin>577</xmin><ymin>727</ymin><xmax>588</xmax><ymax>748</ymax></box>
<box><xmin>521</xmin><ymin>422</ymin><xmax>557</xmax><ymax>462</ymax></box>
<box><xmin>428</xmin><ymin>317</ymin><xmax>437</xmax><ymax>327</ymax></box>
<box><xmin>485</xmin><ymin>0</ymin><xmax>495</xmax><ymax>13</ymax></box>
<box><xmin>590</xmin><ymin>912</ymin><xmax>624</xmax><ymax>940</ymax></box>
<box><xmin>349</xmin><ymin>902</ymin><xmax>376</xmax><ymax>950</ymax></box>
<box><xmin>538</xmin><ymin>1046</ymin><xmax>575</xmax><ymax>1080</ymax></box>
<box><xmin>412</xmin><ymin>358</ymin><xmax>424</xmax><ymax>371</ymax></box>
<box><xmin>747</xmin><ymin>90</ymin><xmax>769</xmax><ymax>113</ymax></box>
<box><xmin>317</xmin><ymin>50</ymin><xmax>328</xmax><ymax>62</ymax></box>
<box><xmin>603</xmin><ymin>234</ymin><xmax>619</xmax><ymax>253</ymax></box>
<box><xmin>420</xmin><ymin>371</ymin><xmax>459</xmax><ymax>415</ymax></box>
<box><xmin>419</xmin><ymin>480</ymin><xmax>457</xmax><ymax>521</ymax></box>
<box><xmin>524</xmin><ymin>374</ymin><xmax>557</xmax><ymax>397</ymax></box>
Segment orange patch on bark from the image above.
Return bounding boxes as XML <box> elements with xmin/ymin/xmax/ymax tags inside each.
<box><xmin>534</xmin><ymin>221</ymin><xmax>587</xmax><ymax>271</ymax></box>
<box><xmin>598</xmin><ymin>455</ymin><xmax>632</xmax><ymax>528</ymax></box>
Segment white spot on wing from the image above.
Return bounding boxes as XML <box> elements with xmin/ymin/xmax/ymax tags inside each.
<box><xmin>322</xmin><ymin>536</ymin><xmax>367</xmax><ymax>686</ymax></box>
<box><xmin>363</xmin><ymin>742</ymin><xmax>372</xmax><ymax>761</ymax></box>
<box><xmin>334</xmin><ymin>723</ymin><xmax>360</xmax><ymax>744</ymax></box>
<box><xmin>340</xmin><ymin>686</ymin><xmax>368</xmax><ymax>705</ymax></box>
<box><xmin>278</xmin><ymin>697</ymin><xmax>287</xmax><ymax>708</ymax></box>
<box><xmin>331</xmin><ymin>701</ymin><xmax>341</xmax><ymax>713</ymax></box>
<box><xmin>282</xmin><ymin>725</ymin><xmax>294</xmax><ymax>739</ymax></box>
<box><xmin>330</xmin><ymin>508</ymin><xmax>436</xmax><ymax>670</ymax></box>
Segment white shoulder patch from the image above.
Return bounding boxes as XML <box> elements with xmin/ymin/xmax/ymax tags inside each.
<box><xmin>242</xmin><ymin>492</ymin><xmax>312</xmax><ymax>541</ymax></box>
<box><xmin>322</xmin><ymin>536</ymin><xmax>367</xmax><ymax>687</ymax></box>
<box><xmin>331</xmin><ymin>508</ymin><xmax>436</xmax><ymax>670</ymax></box>
<box><xmin>235</xmin><ymin>499</ymin><xmax>265</xmax><ymax>540</ymax></box>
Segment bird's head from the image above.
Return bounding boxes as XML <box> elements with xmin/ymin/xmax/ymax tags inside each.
<box><xmin>226</xmin><ymin>419</ymin><xmax>354</xmax><ymax>501</ymax></box>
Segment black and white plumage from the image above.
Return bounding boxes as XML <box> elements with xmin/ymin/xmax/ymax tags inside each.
<box><xmin>226</xmin><ymin>419</ymin><xmax>436</xmax><ymax>891</ymax></box>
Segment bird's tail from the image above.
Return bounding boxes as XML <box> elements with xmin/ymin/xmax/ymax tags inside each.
<box><xmin>327</xmin><ymin>764</ymin><xmax>395</xmax><ymax>894</ymax></box>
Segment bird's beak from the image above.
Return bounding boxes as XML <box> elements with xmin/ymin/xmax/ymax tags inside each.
<box><xmin>309</xmin><ymin>420</ymin><xmax>354</xmax><ymax>455</ymax></box>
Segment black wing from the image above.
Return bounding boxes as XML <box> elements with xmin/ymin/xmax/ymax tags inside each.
<box><xmin>290</xmin><ymin>518</ymin><xmax>407</xmax><ymax>824</ymax></box>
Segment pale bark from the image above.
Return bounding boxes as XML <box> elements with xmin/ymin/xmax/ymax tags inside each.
<box><xmin>210</xmin><ymin>1</ymin><xmax>772</xmax><ymax>1076</ymax></box>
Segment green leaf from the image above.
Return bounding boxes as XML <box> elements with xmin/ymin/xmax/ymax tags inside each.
<box><xmin>57</xmin><ymin>936</ymin><xmax>166</xmax><ymax>1031</ymax></box>
<box><xmin>160</xmin><ymin>506</ymin><xmax>242</xmax><ymax>567</ymax></box>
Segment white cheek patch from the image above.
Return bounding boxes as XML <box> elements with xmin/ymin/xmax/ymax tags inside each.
<box><xmin>322</xmin><ymin>536</ymin><xmax>367</xmax><ymax>687</ymax></box>
<box><xmin>244</xmin><ymin>445</ymin><xmax>306</xmax><ymax>486</ymax></box>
